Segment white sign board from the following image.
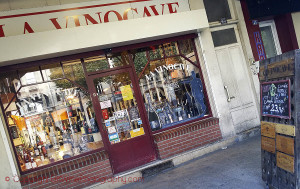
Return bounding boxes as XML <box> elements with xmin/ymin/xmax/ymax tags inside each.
<box><xmin>0</xmin><ymin>0</ymin><xmax>190</xmax><ymax>38</ymax></box>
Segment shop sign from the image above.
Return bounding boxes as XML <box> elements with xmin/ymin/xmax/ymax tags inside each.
<box><xmin>0</xmin><ymin>0</ymin><xmax>190</xmax><ymax>38</ymax></box>
<box><xmin>261</xmin><ymin>80</ymin><xmax>290</xmax><ymax>119</ymax></box>
<box><xmin>253</xmin><ymin>31</ymin><xmax>266</xmax><ymax>60</ymax></box>
<box><xmin>145</xmin><ymin>63</ymin><xmax>189</xmax><ymax>81</ymax></box>
<box><xmin>259</xmin><ymin>58</ymin><xmax>295</xmax><ymax>80</ymax></box>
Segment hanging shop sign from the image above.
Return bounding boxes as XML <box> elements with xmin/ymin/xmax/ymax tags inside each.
<box><xmin>0</xmin><ymin>0</ymin><xmax>190</xmax><ymax>38</ymax></box>
<box><xmin>253</xmin><ymin>32</ymin><xmax>266</xmax><ymax>60</ymax></box>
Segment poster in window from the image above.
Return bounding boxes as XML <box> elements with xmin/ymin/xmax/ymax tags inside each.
<box><xmin>120</xmin><ymin>85</ymin><xmax>134</xmax><ymax>101</ymax></box>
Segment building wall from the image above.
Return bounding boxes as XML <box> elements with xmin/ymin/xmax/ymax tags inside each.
<box><xmin>0</xmin><ymin>114</ymin><xmax>21</xmax><ymax>189</ymax></box>
<box><xmin>292</xmin><ymin>12</ymin><xmax>300</xmax><ymax>47</ymax></box>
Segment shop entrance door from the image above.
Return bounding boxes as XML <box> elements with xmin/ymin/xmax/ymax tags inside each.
<box><xmin>88</xmin><ymin>67</ymin><xmax>157</xmax><ymax>174</ymax></box>
<box><xmin>212</xmin><ymin>25</ymin><xmax>260</xmax><ymax>133</ymax></box>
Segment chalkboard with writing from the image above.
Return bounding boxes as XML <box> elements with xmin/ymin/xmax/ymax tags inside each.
<box><xmin>261</xmin><ymin>80</ymin><xmax>290</xmax><ymax>119</ymax></box>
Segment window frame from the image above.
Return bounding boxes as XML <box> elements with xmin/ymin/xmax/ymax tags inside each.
<box><xmin>0</xmin><ymin>61</ymin><xmax>105</xmax><ymax>175</ymax></box>
<box><xmin>259</xmin><ymin>20</ymin><xmax>282</xmax><ymax>57</ymax></box>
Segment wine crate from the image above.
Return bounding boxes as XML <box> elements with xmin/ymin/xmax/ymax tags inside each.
<box><xmin>259</xmin><ymin>50</ymin><xmax>300</xmax><ymax>189</ymax></box>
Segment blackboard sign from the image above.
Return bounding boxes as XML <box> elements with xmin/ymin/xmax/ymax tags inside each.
<box><xmin>261</xmin><ymin>80</ymin><xmax>290</xmax><ymax>119</ymax></box>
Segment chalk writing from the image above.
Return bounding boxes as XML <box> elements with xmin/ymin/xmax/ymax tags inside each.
<box><xmin>261</xmin><ymin>80</ymin><xmax>290</xmax><ymax>119</ymax></box>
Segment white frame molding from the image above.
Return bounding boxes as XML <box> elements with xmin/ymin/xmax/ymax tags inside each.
<box><xmin>259</xmin><ymin>20</ymin><xmax>282</xmax><ymax>56</ymax></box>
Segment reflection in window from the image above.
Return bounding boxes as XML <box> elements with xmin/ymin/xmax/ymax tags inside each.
<box><xmin>134</xmin><ymin>39</ymin><xmax>208</xmax><ymax>131</ymax></box>
<box><xmin>260</xmin><ymin>26</ymin><xmax>278</xmax><ymax>58</ymax></box>
<box><xmin>0</xmin><ymin>71</ymin><xmax>20</xmax><ymax>107</ymax></box>
<box><xmin>203</xmin><ymin>0</ymin><xmax>232</xmax><ymax>23</ymax></box>
<box><xmin>106</xmin><ymin>51</ymin><xmax>130</xmax><ymax>68</ymax></box>
<box><xmin>1</xmin><ymin>68</ymin><xmax>103</xmax><ymax>172</ymax></box>
<box><xmin>62</xmin><ymin>60</ymin><xmax>87</xmax><ymax>89</ymax></box>
<box><xmin>19</xmin><ymin>67</ymin><xmax>43</xmax><ymax>85</ymax></box>
<box><xmin>41</xmin><ymin>63</ymin><xmax>64</xmax><ymax>81</ymax></box>
<box><xmin>84</xmin><ymin>55</ymin><xmax>109</xmax><ymax>72</ymax></box>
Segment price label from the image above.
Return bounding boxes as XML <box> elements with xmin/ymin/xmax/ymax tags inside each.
<box><xmin>100</xmin><ymin>100</ymin><xmax>112</xmax><ymax>109</ymax></box>
<box><xmin>105</xmin><ymin>121</ymin><xmax>111</xmax><ymax>127</ymax></box>
<box><xmin>138</xmin><ymin>119</ymin><xmax>142</xmax><ymax>125</ymax></box>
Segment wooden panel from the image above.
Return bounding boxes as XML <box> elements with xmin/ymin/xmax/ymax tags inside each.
<box><xmin>261</xmin><ymin>121</ymin><xmax>276</xmax><ymax>138</ymax></box>
<box><xmin>261</xmin><ymin>136</ymin><xmax>275</xmax><ymax>153</ymax></box>
<box><xmin>259</xmin><ymin>58</ymin><xmax>294</xmax><ymax>80</ymax></box>
<box><xmin>275</xmin><ymin>123</ymin><xmax>295</xmax><ymax>136</ymax></box>
<box><xmin>277</xmin><ymin>152</ymin><xmax>294</xmax><ymax>173</ymax></box>
<box><xmin>276</xmin><ymin>135</ymin><xmax>294</xmax><ymax>156</ymax></box>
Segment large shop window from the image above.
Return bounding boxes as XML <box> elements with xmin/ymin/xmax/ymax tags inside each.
<box><xmin>132</xmin><ymin>39</ymin><xmax>209</xmax><ymax>131</ymax></box>
<box><xmin>0</xmin><ymin>62</ymin><xmax>103</xmax><ymax>173</ymax></box>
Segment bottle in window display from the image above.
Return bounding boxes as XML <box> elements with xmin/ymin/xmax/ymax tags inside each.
<box><xmin>49</xmin><ymin>126</ymin><xmax>59</xmax><ymax>150</ymax></box>
<box><xmin>23</xmin><ymin>150</ymin><xmax>32</xmax><ymax>170</ymax></box>
<box><xmin>34</xmin><ymin>145</ymin><xmax>40</xmax><ymax>157</ymax></box>
<box><xmin>55</xmin><ymin>125</ymin><xmax>63</xmax><ymax>146</ymax></box>
<box><xmin>31</xmin><ymin>157</ymin><xmax>37</xmax><ymax>168</ymax></box>
<box><xmin>145</xmin><ymin>93</ymin><xmax>161</xmax><ymax>131</ymax></box>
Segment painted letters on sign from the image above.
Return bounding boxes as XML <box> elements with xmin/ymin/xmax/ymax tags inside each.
<box><xmin>0</xmin><ymin>0</ymin><xmax>190</xmax><ymax>38</ymax></box>
<box><xmin>253</xmin><ymin>32</ymin><xmax>266</xmax><ymax>60</ymax></box>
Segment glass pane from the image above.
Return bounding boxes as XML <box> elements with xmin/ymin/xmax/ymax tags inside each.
<box><xmin>19</xmin><ymin>67</ymin><xmax>43</xmax><ymax>85</ymax></box>
<box><xmin>2</xmin><ymin>78</ymin><xmax>103</xmax><ymax>172</ymax></box>
<box><xmin>41</xmin><ymin>63</ymin><xmax>64</xmax><ymax>81</ymax></box>
<box><xmin>93</xmin><ymin>72</ymin><xmax>145</xmax><ymax>144</ymax></box>
<box><xmin>139</xmin><ymin>56</ymin><xmax>208</xmax><ymax>131</ymax></box>
<box><xmin>211</xmin><ymin>28</ymin><xmax>237</xmax><ymax>47</ymax></box>
<box><xmin>178</xmin><ymin>39</ymin><xmax>194</xmax><ymax>57</ymax></box>
<box><xmin>62</xmin><ymin>60</ymin><xmax>87</xmax><ymax>89</ymax></box>
<box><xmin>0</xmin><ymin>71</ymin><xmax>20</xmax><ymax>107</ymax></box>
<box><xmin>84</xmin><ymin>55</ymin><xmax>109</xmax><ymax>72</ymax></box>
<box><xmin>148</xmin><ymin>45</ymin><xmax>164</xmax><ymax>60</ymax></box>
<box><xmin>260</xmin><ymin>26</ymin><xmax>277</xmax><ymax>58</ymax></box>
<box><xmin>163</xmin><ymin>42</ymin><xmax>179</xmax><ymax>57</ymax></box>
<box><xmin>106</xmin><ymin>51</ymin><xmax>130</xmax><ymax>68</ymax></box>
<box><xmin>203</xmin><ymin>0</ymin><xmax>232</xmax><ymax>23</ymax></box>
<box><xmin>131</xmin><ymin>48</ymin><xmax>149</xmax><ymax>77</ymax></box>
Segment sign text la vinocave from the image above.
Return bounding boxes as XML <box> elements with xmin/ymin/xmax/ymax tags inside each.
<box><xmin>0</xmin><ymin>0</ymin><xmax>190</xmax><ymax>38</ymax></box>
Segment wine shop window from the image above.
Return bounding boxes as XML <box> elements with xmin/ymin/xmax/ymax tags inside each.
<box><xmin>132</xmin><ymin>38</ymin><xmax>210</xmax><ymax>131</ymax></box>
<box><xmin>0</xmin><ymin>62</ymin><xmax>103</xmax><ymax>173</ymax></box>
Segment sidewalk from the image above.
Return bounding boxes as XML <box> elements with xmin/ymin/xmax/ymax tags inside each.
<box><xmin>119</xmin><ymin>135</ymin><xmax>265</xmax><ymax>189</ymax></box>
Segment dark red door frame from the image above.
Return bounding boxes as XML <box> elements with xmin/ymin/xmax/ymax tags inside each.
<box><xmin>86</xmin><ymin>66</ymin><xmax>158</xmax><ymax>173</ymax></box>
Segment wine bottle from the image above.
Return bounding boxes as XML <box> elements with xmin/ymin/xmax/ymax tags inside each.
<box><xmin>23</xmin><ymin>150</ymin><xmax>32</xmax><ymax>170</ymax></box>
<box><xmin>145</xmin><ymin>93</ymin><xmax>161</xmax><ymax>131</ymax></box>
<box><xmin>41</xmin><ymin>144</ymin><xmax>48</xmax><ymax>157</ymax></box>
<box><xmin>34</xmin><ymin>145</ymin><xmax>40</xmax><ymax>157</ymax></box>
<box><xmin>31</xmin><ymin>157</ymin><xmax>37</xmax><ymax>168</ymax></box>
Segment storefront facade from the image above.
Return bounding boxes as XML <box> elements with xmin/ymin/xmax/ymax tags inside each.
<box><xmin>0</xmin><ymin>0</ymin><xmax>261</xmax><ymax>188</ymax></box>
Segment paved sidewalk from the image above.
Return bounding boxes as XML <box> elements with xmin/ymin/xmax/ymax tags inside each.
<box><xmin>119</xmin><ymin>135</ymin><xmax>265</xmax><ymax>189</ymax></box>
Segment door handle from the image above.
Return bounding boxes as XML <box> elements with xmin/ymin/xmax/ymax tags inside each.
<box><xmin>224</xmin><ymin>86</ymin><xmax>235</xmax><ymax>102</ymax></box>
